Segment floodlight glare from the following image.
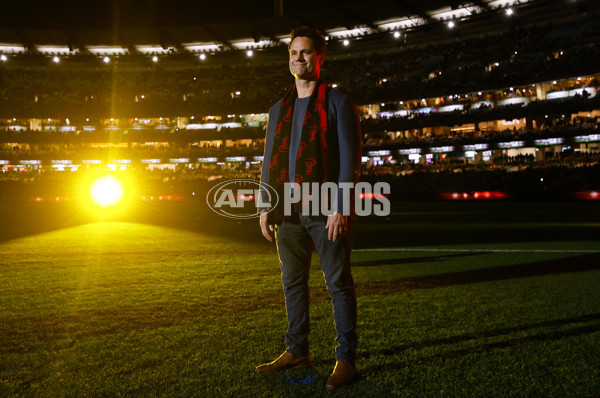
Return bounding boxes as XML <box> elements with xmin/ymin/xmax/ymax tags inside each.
<box><xmin>90</xmin><ymin>176</ymin><xmax>124</xmax><ymax>207</ymax></box>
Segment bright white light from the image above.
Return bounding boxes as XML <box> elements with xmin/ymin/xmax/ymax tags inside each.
<box><xmin>103</xmin><ymin>56</ymin><xmax>110</xmax><ymax>63</ymax></box>
<box><xmin>343</xmin><ymin>39</ymin><xmax>350</xmax><ymax>46</ymax></box>
<box><xmin>0</xmin><ymin>55</ymin><xmax>6</xmax><ymax>62</ymax></box>
<box><xmin>152</xmin><ymin>55</ymin><xmax>158</xmax><ymax>62</ymax></box>
<box><xmin>553</xmin><ymin>81</ymin><xmax>557</xmax><ymax>84</ymax></box>
<box><xmin>199</xmin><ymin>53</ymin><xmax>206</xmax><ymax>60</ymax></box>
<box><xmin>53</xmin><ymin>56</ymin><xmax>60</xmax><ymax>63</ymax></box>
<box><xmin>246</xmin><ymin>50</ymin><xmax>253</xmax><ymax>57</ymax></box>
<box><xmin>331</xmin><ymin>83</ymin><xmax>338</xmax><ymax>88</ymax></box>
<box><xmin>506</xmin><ymin>8</ymin><xmax>513</xmax><ymax>15</ymax></box>
<box><xmin>448</xmin><ymin>21</ymin><xmax>455</xmax><ymax>28</ymax></box>
<box><xmin>393</xmin><ymin>31</ymin><xmax>401</xmax><ymax>38</ymax></box>
<box><xmin>90</xmin><ymin>176</ymin><xmax>124</xmax><ymax>207</ymax></box>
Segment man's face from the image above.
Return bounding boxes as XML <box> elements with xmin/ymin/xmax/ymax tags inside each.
<box><xmin>289</xmin><ymin>36</ymin><xmax>324</xmax><ymax>81</ymax></box>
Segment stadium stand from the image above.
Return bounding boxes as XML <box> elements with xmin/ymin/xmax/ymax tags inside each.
<box><xmin>1</xmin><ymin>0</ymin><xmax>599</xmax><ymax>200</ymax></box>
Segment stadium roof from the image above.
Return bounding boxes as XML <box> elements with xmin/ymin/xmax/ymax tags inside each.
<box><xmin>0</xmin><ymin>0</ymin><xmax>554</xmax><ymax>54</ymax></box>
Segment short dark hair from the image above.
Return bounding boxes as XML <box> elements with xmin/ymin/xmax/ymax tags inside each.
<box><xmin>288</xmin><ymin>26</ymin><xmax>327</xmax><ymax>56</ymax></box>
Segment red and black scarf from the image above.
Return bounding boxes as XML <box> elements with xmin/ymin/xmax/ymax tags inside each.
<box><xmin>267</xmin><ymin>79</ymin><xmax>329</xmax><ymax>224</ymax></box>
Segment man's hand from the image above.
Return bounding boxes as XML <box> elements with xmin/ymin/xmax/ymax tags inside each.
<box><xmin>260</xmin><ymin>211</ymin><xmax>275</xmax><ymax>242</ymax></box>
<box><xmin>326</xmin><ymin>212</ymin><xmax>347</xmax><ymax>242</ymax></box>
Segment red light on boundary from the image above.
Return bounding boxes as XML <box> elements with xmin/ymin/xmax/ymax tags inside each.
<box><xmin>440</xmin><ymin>191</ymin><xmax>508</xmax><ymax>200</ymax></box>
<box><xmin>359</xmin><ymin>192</ymin><xmax>387</xmax><ymax>200</ymax></box>
<box><xmin>141</xmin><ymin>195</ymin><xmax>183</xmax><ymax>201</ymax></box>
<box><xmin>572</xmin><ymin>191</ymin><xmax>600</xmax><ymax>200</ymax></box>
<box><xmin>28</xmin><ymin>196</ymin><xmax>70</xmax><ymax>202</ymax></box>
<box><xmin>234</xmin><ymin>194</ymin><xmax>255</xmax><ymax>201</ymax></box>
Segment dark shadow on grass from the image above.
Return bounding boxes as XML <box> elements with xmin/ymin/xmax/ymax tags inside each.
<box><xmin>359</xmin><ymin>314</ymin><xmax>600</xmax><ymax>374</ymax></box>
<box><xmin>360</xmin><ymin>312</ymin><xmax>600</xmax><ymax>359</ymax></box>
<box><xmin>355</xmin><ymin>253</ymin><xmax>600</xmax><ymax>294</ymax></box>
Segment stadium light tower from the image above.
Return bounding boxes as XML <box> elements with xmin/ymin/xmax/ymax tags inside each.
<box><xmin>90</xmin><ymin>176</ymin><xmax>124</xmax><ymax>207</ymax></box>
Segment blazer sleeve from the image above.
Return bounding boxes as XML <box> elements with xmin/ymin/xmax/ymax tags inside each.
<box><xmin>332</xmin><ymin>92</ymin><xmax>362</xmax><ymax>215</ymax></box>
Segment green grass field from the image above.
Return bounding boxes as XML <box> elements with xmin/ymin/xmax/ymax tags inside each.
<box><xmin>1</xmin><ymin>201</ymin><xmax>600</xmax><ymax>397</ymax></box>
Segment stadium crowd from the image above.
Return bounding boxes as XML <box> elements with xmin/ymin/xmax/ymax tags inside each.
<box><xmin>1</xmin><ymin>19</ymin><xmax>600</xmax><ymax>118</ymax></box>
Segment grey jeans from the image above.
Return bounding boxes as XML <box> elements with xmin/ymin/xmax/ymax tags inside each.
<box><xmin>275</xmin><ymin>214</ymin><xmax>357</xmax><ymax>363</ymax></box>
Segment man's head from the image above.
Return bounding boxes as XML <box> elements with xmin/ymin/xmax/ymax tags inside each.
<box><xmin>288</xmin><ymin>26</ymin><xmax>326</xmax><ymax>81</ymax></box>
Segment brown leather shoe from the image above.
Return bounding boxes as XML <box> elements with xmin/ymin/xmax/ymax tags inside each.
<box><xmin>254</xmin><ymin>352</ymin><xmax>311</xmax><ymax>374</ymax></box>
<box><xmin>325</xmin><ymin>360</ymin><xmax>357</xmax><ymax>390</ymax></box>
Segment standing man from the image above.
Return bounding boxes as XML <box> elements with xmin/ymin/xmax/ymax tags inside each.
<box><xmin>255</xmin><ymin>26</ymin><xmax>362</xmax><ymax>391</ymax></box>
